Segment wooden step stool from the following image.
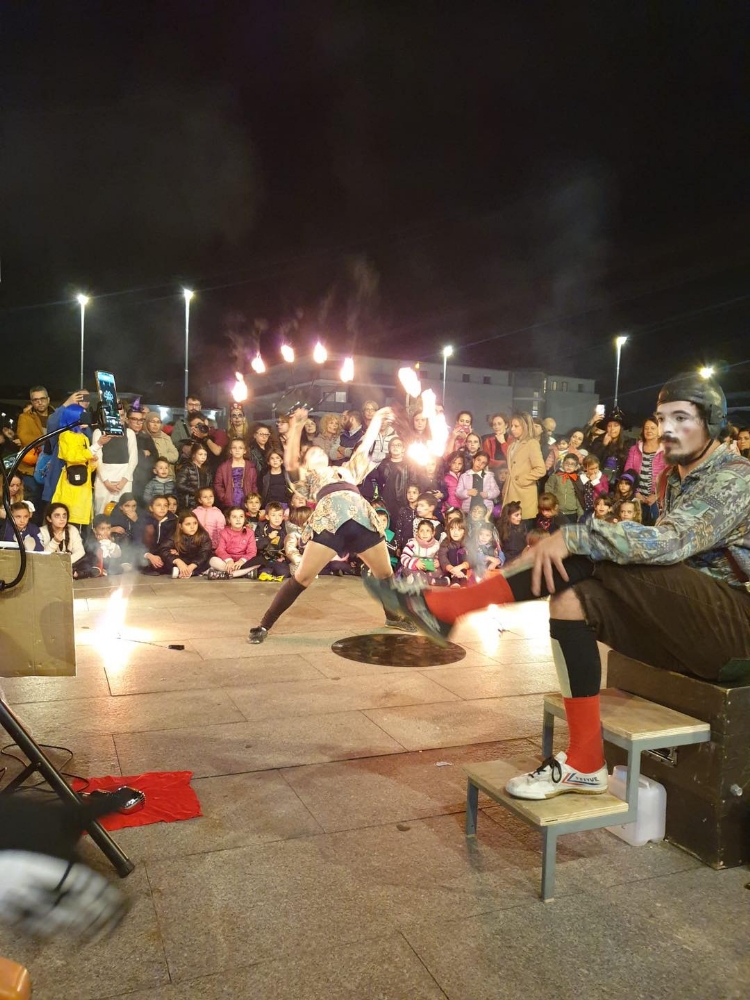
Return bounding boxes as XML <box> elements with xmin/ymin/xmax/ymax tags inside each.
<box><xmin>464</xmin><ymin>687</ymin><xmax>711</xmax><ymax>901</ymax></box>
<box><xmin>0</xmin><ymin>958</ymin><xmax>31</xmax><ymax>1000</ymax></box>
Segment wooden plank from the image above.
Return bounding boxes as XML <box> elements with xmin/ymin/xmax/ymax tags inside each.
<box><xmin>464</xmin><ymin>756</ymin><xmax>629</xmax><ymax>828</ymax></box>
<box><xmin>544</xmin><ymin>689</ymin><xmax>711</xmax><ymax>742</ymax></box>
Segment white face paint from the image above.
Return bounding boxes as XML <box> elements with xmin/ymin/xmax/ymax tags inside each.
<box><xmin>656</xmin><ymin>401</ymin><xmax>712</xmax><ymax>466</ymax></box>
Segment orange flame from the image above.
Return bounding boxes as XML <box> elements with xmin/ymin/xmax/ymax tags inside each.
<box><xmin>232</xmin><ymin>372</ymin><xmax>248</xmax><ymax>402</ymax></box>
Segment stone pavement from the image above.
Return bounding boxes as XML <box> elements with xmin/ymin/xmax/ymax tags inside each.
<box><xmin>0</xmin><ymin>575</ymin><xmax>747</xmax><ymax>999</ymax></box>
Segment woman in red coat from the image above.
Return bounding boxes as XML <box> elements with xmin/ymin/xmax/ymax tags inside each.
<box><xmin>213</xmin><ymin>439</ymin><xmax>259</xmax><ymax>511</ymax></box>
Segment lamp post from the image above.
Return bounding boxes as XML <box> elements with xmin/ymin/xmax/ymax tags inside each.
<box><xmin>76</xmin><ymin>294</ymin><xmax>89</xmax><ymax>389</ymax></box>
<box><xmin>699</xmin><ymin>366</ymin><xmax>715</xmax><ymax>379</ymax></box>
<box><xmin>613</xmin><ymin>335</ymin><xmax>627</xmax><ymax>409</ymax></box>
<box><xmin>183</xmin><ymin>289</ymin><xmax>194</xmax><ymax>401</ymax></box>
<box><xmin>442</xmin><ymin>345</ymin><xmax>453</xmax><ymax>406</ymax></box>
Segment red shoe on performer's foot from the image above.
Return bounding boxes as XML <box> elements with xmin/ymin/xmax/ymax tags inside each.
<box><xmin>363</xmin><ymin>576</ymin><xmax>452</xmax><ymax>646</ymax></box>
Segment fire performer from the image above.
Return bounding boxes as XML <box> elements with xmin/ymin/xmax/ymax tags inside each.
<box><xmin>248</xmin><ymin>406</ymin><xmax>416</xmax><ymax>643</ymax></box>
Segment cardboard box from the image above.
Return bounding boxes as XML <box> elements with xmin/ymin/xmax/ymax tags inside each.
<box><xmin>0</xmin><ymin>550</ymin><xmax>76</xmax><ymax>678</ymax></box>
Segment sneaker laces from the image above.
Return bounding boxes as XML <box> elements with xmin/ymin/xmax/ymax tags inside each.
<box><xmin>531</xmin><ymin>756</ymin><xmax>562</xmax><ymax>784</ymax></box>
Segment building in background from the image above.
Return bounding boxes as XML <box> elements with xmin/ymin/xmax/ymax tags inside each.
<box><xmin>241</xmin><ymin>355</ymin><xmax>599</xmax><ymax>432</ymax></box>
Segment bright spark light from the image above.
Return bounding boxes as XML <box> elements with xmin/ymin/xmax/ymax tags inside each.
<box><xmin>398</xmin><ymin>367</ymin><xmax>422</xmax><ymax>398</ymax></box>
<box><xmin>76</xmin><ymin>293</ymin><xmax>89</xmax><ymax>307</ymax></box>
<box><xmin>428</xmin><ymin>411</ymin><xmax>449</xmax><ymax>456</ymax></box>
<box><xmin>407</xmin><ymin>441</ymin><xmax>431</xmax><ymax>466</ymax></box>
<box><xmin>250</xmin><ymin>353</ymin><xmax>266</xmax><ymax>374</ymax></box>
<box><xmin>232</xmin><ymin>372</ymin><xmax>248</xmax><ymax>402</ymax></box>
<box><xmin>280</xmin><ymin>344</ymin><xmax>295</xmax><ymax>363</ymax></box>
<box><xmin>340</xmin><ymin>357</ymin><xmax>354</xmax><ymax>382</ymax></box>
<box><xmin>421</xmin><ymin>388</ymin><xmax>437</xmax><ymax>419</ymax></box>
<box><xmin>93</xmin><ymin>588</ymin><xmax>130</xmax><ymax>674</ymax></box>
<box><xmin>699</xmin><ymin>366</ymin><xmax>715</xmax><ymax>379</ymax></box>
<box><xmin>313</xmin><ymin>341</ymin><xmax>327</xmax><ymax>364</ymax></box>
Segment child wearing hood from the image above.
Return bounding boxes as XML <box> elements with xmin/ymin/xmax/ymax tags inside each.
<box><xmin>399</xmin><ymin>519</ymin><xmax>442</xmax><ymax>585</ymax></box>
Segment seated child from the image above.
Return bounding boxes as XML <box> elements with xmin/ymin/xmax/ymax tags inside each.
<box><xmin>497</xmin><ymin>500</ymin><xmax>527</xmax><ymax>564</ymax></box>
<box><xmin>374</xmin><ymin>507</ymin><xmax>398</xmax><ymax>569</ymax></box>
<box><xmin>85</xmin><ymin>514</ymin><xmax>123</xmax><ymax>575</ymax></box>
<box><xmin>546</xmin><ymin>453</ymin><xmax>583</xmax><ymax>521</ymax></box>
<box><xmin>2</xmin><ymin>501</ymin><xmax>43</xmax><ymax>551</ymax></box>
<box><xmin>398</xmin><ymin>492</ymin><xmax>445</xmax><ymax>553</ymax></box>
<box><xmin>576</xmin><ymin>455</ymin><xmax>610</xmax><ymax>517</ymax></box>
<box><xmin>165</xmin><ymin>494</ymin><xmax>179</xmax><ymax>516</ymax></box>
<box><xmin>612</xmin><ymin>498</ymin><xmax>642</xmax><ymax>523</ymax></box>
<box><xmin>142</xmin><ymin>495</ymin><xmax>177</xmax><ymax>572</ymax></box>
<box><xmin>39</xmin><ymin>502</ymin><xmax>98</xmax><ymax>578</ymax></box>
<box><xmin>442</xmin><ymin>452</ymin><xmax>465</xmax><ymax>512</ymax></box>
<box><xmin>471</xmin><ymin>523</ymin><xmax>504</xmax><ymax>579</ymax></box>
<box><xmin>399</xmin><ymin>519</ymin><xmax>443</xmax><ymax>586</ymax></box>
<box><xmin>142</xmin><ymin>458</ymin><xmax>176</xmax><ymax>505</ymax></box>
<box><xmin>157</xmin><ymin>510</ymin><xmax>213</xmax><ymax>578</ymax></box>
<box><xmin>243</xmin><ymin>492</ymin><xmax>263</xmax><ymax>532</ymax></box>
<box><xmin>437</xmin><ymin>519</ymin><xmax>470</xmax><ymax>585</ymax></box>
<box><xmin>613</xmin><ymin>470</ymin><xmax>639</xmax><ymax>507</ymax></box>
<box><xmin>208</xmin><ymin>507</ymin><xmax>259</xmax><ymax>578</ymax></box>
<box><xmin>393</xmin><ymin>484</ymin><xmax>421</xmax><ymax>552</ymax></box>
<box><xmin>0</xmin><ymin>475</ymin><xmax>33</xmax><ymax>521</ymax></box>
<box><xmin>534</xmin><ymin>493</ymin><xmax>567</xmax><ymax>534</ymax></box>
<box><xmin>193</xmin><ymin>487</ymin><xmax>225</xmax><ymax>551</ymax></box>
<box><xmin>254</xmin><ymin>501</ymin><xmax>290</xmax><ymax>580</ymax></box>
<box><xmin>284</xmin><ymin>506</ymin><xmax>312</xmax><ymax>574</ymax></box>
<box><xmin>109</xmin><ymin>493</ymin><xmax>144</xmax><ymax>567</ymax></box>
<box><xmin>582</xmin><ymin>494</ymin><xmax>614</xmax><ymax>523</ymax></box>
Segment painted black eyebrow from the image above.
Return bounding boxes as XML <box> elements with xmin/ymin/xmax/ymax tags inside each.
<box><xmin>655</xmin><ymin>409</ymin><xmax>695</xmax><ymax>418</ymax></box>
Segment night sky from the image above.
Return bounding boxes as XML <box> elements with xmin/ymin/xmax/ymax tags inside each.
<box><xmin>2</xmin><ymin>3</ymin><xmax>748</xmax><ymax>420</ymax></box>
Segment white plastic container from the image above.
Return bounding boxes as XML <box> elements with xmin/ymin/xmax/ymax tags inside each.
<box><xmin>606</xmin><ymin>765</ymin><xmax>667</xmax><ymax>846</ymax></box>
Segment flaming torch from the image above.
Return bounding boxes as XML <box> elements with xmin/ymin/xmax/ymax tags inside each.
<box><xmin>398</xmin><ymin>366</ymin><xmax>422</xmax><ymax>402</ymax></box>
<box><xmin>340</xmin><ymin>356</ymin><xmax>354</xmax><ymax>382</ymax></box>
<box><xmin>313</xmin><ymin>341</ymin><xmax>328</xmax><ymax>364</ymax></box>
<box><xmin>232</xmin><ymin>372</ymin><xmax>248</xmax><ymax>403</ymax></box>
<box><xmin>280</xmin><ymin>344</ymin><xmax>295</xmax><ymax>363</ymax></box>
<box><xmin>250</xmin><ymin>353</ymin><xmax>266</xmax><ymax>375</ymax></box>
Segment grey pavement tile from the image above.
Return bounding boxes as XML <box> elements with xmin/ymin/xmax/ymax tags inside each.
<box><xmin>112</xmin><ymin>932</ymin><xmax>446</xmax><ymax>1000</ymax></box>
<box><xmin>74</xmin><ymin>639</ymin><xmax>202</xmax><ymax>671</ymax></box>
<box><xmin>226</xmin><ymin>671</ymin><xmax>459</xmax><ymax>722</ymax></box>
<box><xmin>15</xmin><ymin>688</ymin><xmax>246</xmax><ymax>740</ymax></box>
<box><xmin>112</xmin><ymin>770</ymin><xmax>324</xmax><ymax>862</ymax></box>
<box><xmin>364</xmin><ymin>693</ymin><xmax>548</xmax><ymax>750</ymax></box>
<box><xmin>106</xmin><ymin>652</ymin><xmax>322</xmax><ymax>696</ymax></box>
<box><xmin>114</xmin><ymin>710</ymin><xmax>405</xmax><ymax>777</ymax></box>
<box><xmin>280</xmin><ymin>738</ymin><xmax>540</xmax><ymax>832</ymax></box>
<box><xmin>1</xmin><ymin>867</ymin><xmax>169</xmax><ymax>1000</ymax></box>
<box><xmin>403</xmin><ymin>867</ymin><xmax>750</xmax><ymax>1000</ymax></box>
<box><xmin>0</xmin><ymin>661</ymin><xmax>110</xmax><ymax>704</ymax></box>
<box><xmin>145</xmin><ymin>813</ymin><xmax>530</xmax><ymax>981</ymax></box>
<box><xmin>418</xmin><ymin>661</ymin><xmax>558</xmax><ymax>699</ymax></box>
<box><xmin>0</xmin><ymin>733</ymin><xmax>121</xmax><ymax>786</ymax></box>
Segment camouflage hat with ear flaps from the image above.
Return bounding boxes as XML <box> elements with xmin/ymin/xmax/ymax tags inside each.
<box><xmin>657</xmin><ymin>373</ymin><xmax>727</xmax><ymax>439</ymax></box>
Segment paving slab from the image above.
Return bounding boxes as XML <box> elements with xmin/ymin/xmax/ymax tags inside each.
<box><xmin>419</xmin><ymin>661</ymin><xmax>558</xmax><ymax>699</ymax></box>
<box><xmin>0</xmin><ymin>661</ymin><xmax>110</xmax><ymax>703</ymax></box>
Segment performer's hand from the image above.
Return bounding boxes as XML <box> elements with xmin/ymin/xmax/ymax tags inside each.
<box><xmin>527</xmin><ymin>531</ymin><xmax>571</xmax><ymax>596</ymax></box>
<box><xmin>375</xmin><ymin>406</ymin><xmax>395</xmax><ymax>423</ymax></box>
<box><xmin>290</xmin><ymin>408</ymin><xmax>309</xmax><ymax>426</ymax></box>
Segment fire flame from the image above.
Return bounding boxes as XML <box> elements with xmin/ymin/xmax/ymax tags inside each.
<box><xmin>398</xmin><ymin>367</ymin><xmax>422</xmax><ymax>398</ymax></box>
<box><xmin>407</xmin><ymin>441</ymin><xmax>431</xmax><ymax>466</ymax></box>
<box><xmin>280</xmin><ymin>344</ymin><xmax>295</xmax><ymax>363</ymax></box>
<box><xmin>428</xmin><ymin>411</ymin><xmax>449</xmax><ymax>456</ymax></box>
<box><xmin>93</xmin><ymin>587</ymin><xmax>130</xmax><ymax>674</ymax></box>
<box><xmin>313</xmin><ymin>341</ymin><xmax>327</xmax><ymax>364</ymax></box>
<box><xmin>232</xmin><ymin>372</ymin><xmax>248</xmax><ymax>402</ymax></box>
<box><xmin>340</xmin><ymin>357</ymin><xmax>354</xmax><ymax>382</ymax></box>
<box><xmin>250</xmin><ymin>353</ymin><xmax>266</xmax><ymax>374</ymax></box>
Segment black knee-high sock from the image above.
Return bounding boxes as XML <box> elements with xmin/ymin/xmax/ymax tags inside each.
<box><xmin>506</xmin><ymin>555</ymin><xmax>595</xmax><ymax>603</ymax></box>
<box><xmin>548</xmin><ymin>618</ymin><xmax>601</xmax><ymax>697</ymax></box>
<box><xmin>260</xmin><ymin>577</ymin><xmax>306</xmax><ymax>630</ymax></box>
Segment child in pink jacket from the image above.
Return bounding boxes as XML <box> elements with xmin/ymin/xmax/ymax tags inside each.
<box><xmin>193</xmin><ymin>487</ymin><xmax>226</xmax><ymax>550</ymax></box>
<box><xmin>207</xmin><ymin>507</ymin><xmax>259</xmax><ymax>578</ymax></box>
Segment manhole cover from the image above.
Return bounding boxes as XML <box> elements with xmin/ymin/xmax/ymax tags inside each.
<box><xmin>331</xmin><ymin>633</ymin><xmax>466</xmax><ymax>667</ymax></box>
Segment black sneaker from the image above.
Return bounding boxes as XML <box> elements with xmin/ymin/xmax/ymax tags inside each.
<box><xmin>247</xmin><ymin>626</ymin><xmax>268</xmax><ymax>644</ymax></box>
<box><xmin>365</xmin><ymin>577</ymin><xmax>452</xmax><ymax>647</ymax></box>
<box><xmin>384</xmin><ymin>617</ymin><xmax>418</xmax><ymax>634</ymax></box>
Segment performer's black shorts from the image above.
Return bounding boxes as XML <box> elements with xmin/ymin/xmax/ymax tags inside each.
<box><xmin>312</xmin><ymin>521</ymin><xmax>383</xmax><ymax>558</ymax></box>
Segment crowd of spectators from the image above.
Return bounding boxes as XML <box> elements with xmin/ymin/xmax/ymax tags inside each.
<box><xmin>2</xmin><ymin>384</ymin><xmax>749</xmax><ymax>586</ymax></box>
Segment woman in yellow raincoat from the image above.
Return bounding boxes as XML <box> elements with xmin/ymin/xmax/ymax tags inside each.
<box><xmin>51</xmin><ymin>405</ymin><xmax>98</xmax><ymax>528</ymax></box>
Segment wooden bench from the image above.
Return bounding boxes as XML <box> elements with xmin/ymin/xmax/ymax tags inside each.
<box><xmin>465</xmin><ymin>688</ymin><xmax>711</xmax><ymax>901</ymax></box>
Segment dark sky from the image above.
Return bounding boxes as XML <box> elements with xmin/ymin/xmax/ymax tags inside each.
<box><xmin>1</xmin><ymin>2</ymin><xmax>748</xmax><ymax>419</ymax></box>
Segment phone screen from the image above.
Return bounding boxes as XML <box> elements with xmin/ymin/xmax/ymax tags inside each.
<box><xmin>95</xmin><ymin>371</ymin><xmax>125</xmax><ymax>436</ymax></box>
<box><xmin>595</xmin><ymin>404</ymin><xmax>606</xmax><ymax>418</ymax></box>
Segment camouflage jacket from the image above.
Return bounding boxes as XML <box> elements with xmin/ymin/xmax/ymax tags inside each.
<box><xmin>562</xmin><ymin>444</ymin><xmax>750</xmax><ymax>590</ymax></box>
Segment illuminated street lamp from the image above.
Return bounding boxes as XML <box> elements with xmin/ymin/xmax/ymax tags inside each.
<box><xmin>699</xmin><ymin>366</ymin><xmax>715</xmax><ymax>379</ymax></box>
<box><xmin>76</xmin><ymin>293</ymin><xmax>89</xmax><ymax>390</ymax></box>
<box><xmin>183</xmin><ymin>289</ymin><xmax>194</xmax><ymax>401</ymax></box>
<box><xmin>614</xmin><ymin>335</ymin><xmax>628</xmax><ymax>409</ymax></box>
<box><xmin>441</xmin><ymin>345</ymin><xmax>453</xmax><ymax>406</ymax></box>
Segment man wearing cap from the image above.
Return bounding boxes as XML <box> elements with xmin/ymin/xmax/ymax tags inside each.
<box><xmin>368</xmin><ymin>372</ymin><xmax>750</xmax><ymax>799</ymax></box>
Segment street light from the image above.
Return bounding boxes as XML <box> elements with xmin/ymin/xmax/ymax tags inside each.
<box><xmin>76</xmin><ymin>294</ymin><xmax>89</xmax><ymax>389</ymax></box>
<box><xmin>442</xmin><ymin>345</ymin><xmax>453</xmax><ymax>406</ymax></box>
<box><xmin>699</xmin><ymin>366</ymin><xmax>715</xmax><ymax>379</ymax></box>
<box><xmin>183</xmin><ymin>289</ymin><xmax>194</xmax><ymax>401</ymax></box>
<box><xmin>614</xmin><ymin>335</ymin><xmax>628</xmax><ymax>409</ymax></box>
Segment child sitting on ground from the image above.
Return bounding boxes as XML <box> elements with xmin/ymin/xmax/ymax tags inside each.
<box><xmin>284</xmin><ymin>506</ymin><xmax>312</xmax><ymax>574</ymax></box>
<box><xmin>39</xmin><ymin>502</ymin><xmax>97</xmax><ymax>578</ymax></box>
<box><xmin>584</xmin><ymin>494</ymin><xmax>614</xmax><ymax>523</ymax></box>
<box><xmin>243</xmin><ymin>492</ymin><xmax>263</xmax><ymax>531</ymax></box>
<box><xmin>193</xmin><ymin>486</ymin><xmax>225</xmax><ymax>551</ymax></box>
<box><xmin>208</xmin><ymin>507</ymin><xmax>259</xmax><ymax>578</ymax></box>
<box><xmin>85</xmin><ymin>514</ymin><xmax>123</xmax><ymax>575</ymax></box>
<box><xmin>471</xmin><ymin>522</ymin><xmax>504</xmax><ymax>579</ymax></box>
<box><xmin>546</xmin><ymin>453</ymin><xmax>583</xmax><ymax>522</ymax></box>
<box><xmin>612</xmin><ymin>498</ymin><xmax>642</xmax><ymax>523</ymax></box>
<box><xmin>142</xmin><ymin>458</ymin><xmax>176</xmax><ymax>505</ymax></box>
<box><xmin>374</xmin><ymin>507</ymin><xmax>399</xmax><ymax>569</ymax></box>
<box><xmin>534</xmin><ymin>493</ymin><xmax>567</xmax><ymax>534</ymax></box>
<box><xmin>254</xmin><ymin>501</ymin><xmax>290</xmax><ymax>580</ymax></box>
<box><xmin>497</xmin><ymin>500</ymin><xmax>527</xmax><ymax>564</ymax></box>
<box><xmin>157</xmin><ymin>509</ymin><xmax>213</xmax><ymax>578</ymax></box>
<box><xmin>142</xmin><ymin>495</ymin><xmax>177</xmax><ymax>573</ymax></box>
<box><xmin>109</xmin><ymin>493</ymin><xmax>144</xmax><ymax>568</ymax></box>
<box><xmin>2</xmin><ymin>501</ymin><xmax>43</xmax><ymax>550</ymax></box>
<box><xmin>437</xmin><ymin>519</ymin><xmax>470</xmax><ymax>585</ymax></box>
<box><xmin>399</xmin><ymin>519</ymin><xmax>443</xmax><ymax>586</ymax></box>
<box><xmin>165</xmin><ymin>494</ymin><xmax>179</xmax><ymax>516</ymax></box>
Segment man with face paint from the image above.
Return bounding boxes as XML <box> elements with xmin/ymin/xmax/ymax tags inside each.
<box><xmin>367</xmin><ymin>372</ymin><xmax>750</xmax><ymax>800</ymax></box>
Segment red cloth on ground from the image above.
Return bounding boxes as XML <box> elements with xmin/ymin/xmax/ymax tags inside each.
<box><xmin>424</xmin><ymin>572</ymin><xmax>514</xmax><ymax>623</ymax></box>
<box><xmin>563</xmin><ymin>695</ymin><xmax>605</xmax><ymax>772</ymax></box>
<box><xmin>72</xmin><ymin>771</ymin><xmax>202</xmax><ymax>831</ymax></box>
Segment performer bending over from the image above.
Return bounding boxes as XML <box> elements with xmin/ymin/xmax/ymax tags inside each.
<box><xmin>367</xmin><ymin>373</ymin><xmax>750</xmax><ymax>799</ymax></box>
<box><xmin>248</xmin><ymin>406</ymin><xmax>416</xmax><ymax>643</ymax></box>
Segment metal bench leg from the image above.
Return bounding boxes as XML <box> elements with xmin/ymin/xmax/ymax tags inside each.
<box><xmin>542</xmin><ymin>707</ymin><xmax>555</xmax><ymax>758</ymax></box>
<box><xmin>466</xmin><ymin>779</ymin><xmax>479</xmax><ymax>836</ymax></box>
<box><xmin>541</xmin><ymin>828</ymin><xmax>557</xmax><ymax>902</ymax></box>
<box><xmin>625</xmin><ymin>740</ymin><xmax>643</xmax><ymax>811</ymax></box>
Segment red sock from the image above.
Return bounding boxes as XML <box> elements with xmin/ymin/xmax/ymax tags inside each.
<box><xmin>563</xmin><ymin>695</ymin><xmax>604</xmax><ymax>772</ymax></box>
<box><xmin>424</xmin><ymin>573</ymin><xmax>515</xmax><ymax>624</ymax></box>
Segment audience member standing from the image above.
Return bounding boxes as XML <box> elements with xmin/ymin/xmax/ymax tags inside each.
<box><xmin>503</xmin><ymin>412</ymin><xmax>546</xmax><ymax>523</ymax></box>
<box><xmin>92</xmin><ymin>411</ymin><xmax>138</xmax><ymax>515</ymax></box>
<box><xmin>16</xmin><ymin>386</ymin><xmax>54</xmax><ymax>506</ymax></box>
<box><xmin>624</xmin><ymin>417</ymin><xmax>667</xmax><ymax>525</ymax></box>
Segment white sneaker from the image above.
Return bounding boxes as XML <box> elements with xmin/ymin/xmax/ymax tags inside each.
<box><xmin>505</xmin><ymin>752</ymin><xmax>608</xmax><ymax>800</ymax></box>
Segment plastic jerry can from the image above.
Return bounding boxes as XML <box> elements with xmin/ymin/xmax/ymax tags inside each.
<box><xmin>607</xmin><ymin>765</ymin><xmax>667</xmax><ymax>846</ymax></box>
